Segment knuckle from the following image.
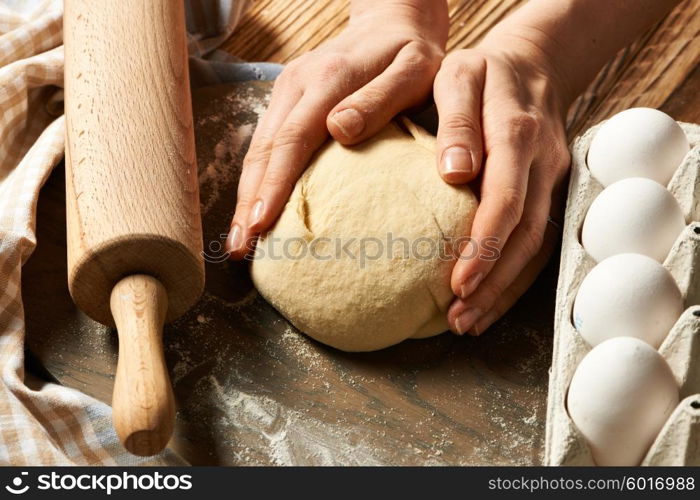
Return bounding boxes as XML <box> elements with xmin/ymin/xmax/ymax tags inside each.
<box><xmin>440</xmin><ymin>50</ymin><xmax>464</xmax><ymax>68</ymax></box>
<box><xmin>552</xmin><ymin>142</ymin><xmax>572</xmax><ymax>171</ymax></box>
<box><xmin>235</xmin><ymin>183</ymin><xmax>258</xmax><ymax>209</ymax></box>
<box><xmin>441</xmin><ymin>50</ymin><xmax>486</xmax><ymax>79</ymax></box>
<box><xmin>316</xmin><ymin>53</ymin><xmax>349</xmax><ymax>82</ymax></box>
<box><xmin>441</xmin><ymin>112</ymin><xmax>481</xmax><ymax>138</ymax></box>
<box><xmin>271</xmin><ymin>74</ymin><xmax>299</xmax><ymax>97</ymax></box>
<box><xmin>497</xmin><ymin>187</ymin><xmax>526</xmax><ymax>227</ymax></box>
<box><xmin>272</xmin><ymin>123</ymin><xmax>309</xmax><ymax>151</ymax></box>
<box><xmin>281</xmin><ymin>61</ymin><xmax>297</xmax><ymax>77</ymax></box>
<box><xmin>354</xmin><ymin>85</ymin><xmax>389</xmax><ymax>107</ymax></box>
<box><xmin>263</xmin><ymin>168</ymin><xmax>296</xmax><ymax>194</ymax></box>
<box><xmin>517</xmin><ymin>218</ymin><xmax>545</xmax><ymax>259</ymax></box>
<box><xmin>503</xmin><ymin>112</ymin><xmax>541</xmax><ymax>143</ymax></box>
<box><xmin>400</xmin><ymin>45</ymin><xmax>439</xmax><ymax>78</ymax></box>
<box><xmin>477</xmin><ymin>280</ymin><xmax>504</xmax><ymax>307</ymax></box>
<box><xmin>234</xmin><ymin>191</ymin><xmax>255</xmax><ymax>210</ymax></box>
<box><xmin>538</xmin><ymin>140</ymin><xmax>571</xmax><ymax>180</ymax></box>
<box><xmin>277</xmin><ymin>60</ymin><xmax>302</xmax><ymax>85</ymax></box>
<box><xmin>243</xmin><ymin>139</ymin><xmax>272</xmax><ymax>167</ymax></box>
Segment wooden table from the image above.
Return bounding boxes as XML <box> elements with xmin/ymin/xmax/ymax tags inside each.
<box><xmin>22</xmin><ymin>0</ymin><xmax>700</xmax><ymax>465</ymax></box>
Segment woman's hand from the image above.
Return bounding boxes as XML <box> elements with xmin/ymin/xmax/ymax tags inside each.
<box><xmin>435</xmin><ymin>33</ymin><xmax>571</xmax><ymax>336</ymax></box>
<box><xmin>226</xmin><ymin>0</ymin><xmax>448</xmax><ymax>258</ymax></box>
<box><xmin>439</xmin><ymin>0</ymin><xmax>683</xmax><ymax>335</ymax></box>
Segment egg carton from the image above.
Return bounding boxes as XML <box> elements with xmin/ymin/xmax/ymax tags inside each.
<box><xmin>545</xmin><ymin>121</ymin><xmax>700</xmax><ymax>466</ymax></box>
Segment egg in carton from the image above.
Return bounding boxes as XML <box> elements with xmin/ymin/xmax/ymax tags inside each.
<box><xmin>544</xmin><ymin>119</ymin><xmax>700</xmax><ymax>466</ymax></box>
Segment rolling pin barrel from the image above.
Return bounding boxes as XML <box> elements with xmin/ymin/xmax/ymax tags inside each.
<box><xmin>64</xmin><ymin>0</ymin><xmax>204</xmax><ymax>455</ymax></box>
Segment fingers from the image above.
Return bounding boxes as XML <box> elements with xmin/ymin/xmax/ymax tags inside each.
<box><xmin>469</xmin><ymin>221</ymin><xmax>559</xmax><ymax>334</ymax></box>
<box><xmin>227</xmin><ymin>56</ymin><xmax>357</xmax><ymax>258</ymax></box>
<box><xmin>449</xmin><ymin>217</ymin><xmax>559</xmax><ymax>335</ymax></box>
<box><xmin>448</xmin><ymin>165</ymin><xmax>556</xmax><ymax>335</ymax></box>
<box><xmin>433</xmin><ymin>54</ymin><xmax>486</xmax><ymax>184</ymax></box>
<box><xmin>226</xmin><ymin>77</ymin><xmax>303</xmax><ymax>258</ymax></box>
<box><xmin>450</xmin><ymin>111</ymin><xmax>538</xmax><ymax>299</ymax></box>
<box><xmin>467</xmin><ymin>165</ymin><xmax>568</xmax><ymax>334</ymax></box>
<box><xmin>245</xmin><ymin>91</ymin><xmax>337</xmax><ymax>233</ymax></box>
<box><xmin>327</xmin><ymin>42</ymin><xmax>440</xmax><ymax>145</ymax></box>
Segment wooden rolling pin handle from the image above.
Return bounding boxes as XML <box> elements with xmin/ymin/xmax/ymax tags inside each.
<box><xmin>110</xmin><ymin>275</ymin><xmax>175</xmax><ymax>456</ymax></box>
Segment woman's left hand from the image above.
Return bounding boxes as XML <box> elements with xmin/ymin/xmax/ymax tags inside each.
<box><xmin>433</xmin><ymin>32</ymin><xmax>572</xmax><ymax>335</ymax></box>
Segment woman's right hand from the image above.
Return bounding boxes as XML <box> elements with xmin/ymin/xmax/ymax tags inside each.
<box><xmin>226</xmin><ymin>0</ymin><xmax>449</xmax><ymax>258</ymax></box>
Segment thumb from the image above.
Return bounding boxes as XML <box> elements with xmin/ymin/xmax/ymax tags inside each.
<box><xmin>433</xmin><ymin>54</ymin><xmax>486</xmax><ymax>184</ymax></box>
<box><xmin>327</xmin><ymin>43</ymin><xmax>440</xmax><ymax>145</ymax></box>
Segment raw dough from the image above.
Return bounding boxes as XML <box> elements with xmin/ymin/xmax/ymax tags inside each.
<box><xmin>251</xmin><ymin>119</ymin><xmax>478</xmax><ymax>351</ymax></box>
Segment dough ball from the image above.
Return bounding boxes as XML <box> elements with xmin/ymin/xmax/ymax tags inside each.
<box><xmin>251</xmin><ymin>119</ymin><xmax>478</xmax><ymax>351</ymax></box>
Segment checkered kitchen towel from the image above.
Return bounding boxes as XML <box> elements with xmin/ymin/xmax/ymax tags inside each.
<box><xmin>0</xmin><ymin>0</ymin><xmax>263</xmax><ymax>466</ymax></box>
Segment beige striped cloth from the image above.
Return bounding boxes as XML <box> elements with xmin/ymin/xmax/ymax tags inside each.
<box><xmin>0</xmin><ymin>0</ymin><xmax>249</xmax><ymax>466</ymax></box>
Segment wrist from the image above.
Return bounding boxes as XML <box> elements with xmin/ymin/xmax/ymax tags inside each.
<box><xmin>349</xmin><ymin>0</ymin><xmax>449</xmax><ymax>48</ymax></box>
<box><xmin>478</xmin><ymin>27</ymin><xmax>576</xmax><ymax>116</ymax></box>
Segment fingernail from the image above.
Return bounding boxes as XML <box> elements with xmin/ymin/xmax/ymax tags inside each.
<box><xmin>248</xmin><ymin>199</ymin><xmax>264</xmax><ymax>229</ymax></box>
<box><xmin>455</xmin><ymin>307</ymin><xmax>482</xmax><ymax>335</ymax></box>
<box><xmin>442</xmin><ymin>147</ymin><xmax>473</xmax><ymax>177</ymax></box>
<box><xmin>470</xmin><ymin>150</ymin><xmax>481</xmax><ymax>172</ymax></box>
<box><xmin>331</xmin><ymin>108</ymin><xmax>365</xmax><ymax>138</ymax></box>
<box><xmin>460</xmin><ymin>272</ymin><xmax>483</xmax><ymax>298</ymax></box>
<box><xmin>227</xmin><ymin>223</ymin><xmax>243</xmax><ymax>253</ymax></box>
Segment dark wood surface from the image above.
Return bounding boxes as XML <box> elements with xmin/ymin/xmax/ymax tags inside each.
<box><xmin>22</xmin><ymin>0</ymin><xmax>700</xmax><ymax>465</ymax></box>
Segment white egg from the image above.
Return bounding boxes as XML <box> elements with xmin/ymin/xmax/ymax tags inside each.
<box><xmin>587</xmin><ymin>107</ymin><xmax>689</xmax><ymax>187</ymax></box>
<box><xmin>567</xmin><ymin>337</ymin><xmax>678</xmax><ymax>466</ymax></box>
<box><xmin>573</xmin><ymin>253</ymin><xmax>682</xmax><ymax>348</ymax></box>
<box><xmin>582</xmin><ymin>177</ymin><xmax>685</xmax><ymax>262</ymax></box>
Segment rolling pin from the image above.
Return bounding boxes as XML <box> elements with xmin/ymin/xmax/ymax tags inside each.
<box><xmin>63</xmin><ymin>0</ymin><xmax>204</xmax><ymax>456</ymax></box>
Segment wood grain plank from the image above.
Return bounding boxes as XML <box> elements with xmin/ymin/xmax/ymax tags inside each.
<box><xmin>222</xmin><ymin>0</ymin><xmax>534</xmax><ymax>62</ymax></box>
<box><xmin>24</xmin><ymin>0</ymin><xmax>700</xmax><ymax>466</ymax></box>
<box><xmin>567</xmin><ymin>0</ymin><xmax>700</xmax><ymax>136</ymax></box>
<box><xmin>221</xmin><ymin>0</ymin><xmax>350</xmax><ymax>62</ymax></box>
<box><xmin>225</xmin><ymin>0</ymin><xmax>699</xmax><ymax>136</ymax></box>
<box><xmin>24</xmin><ymin>82</ymin><xmax>555</xmax><ymax>465</ymax></box>
<box><xmin>446</xmin><ymin>0</ymin><xmax>525</xmax><ymax>50</ymax></box>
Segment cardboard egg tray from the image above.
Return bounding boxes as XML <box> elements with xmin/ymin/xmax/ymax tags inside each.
<box><xmin>544</xmin><ymin>121</ymin><xmax>700</xmax><ymax>466</ymax></box>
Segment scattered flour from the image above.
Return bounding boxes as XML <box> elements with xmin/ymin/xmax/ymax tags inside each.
<box><xmin>206</xmin><ymin>375</ymin><xmax>384</xmax><ymax>466</ymax></box>
<box><xmin>62</xmin><ymin>83</ymin><xmax>550</xmax><ymax>466</ymax></box>
<box><xmin>198</xmin><ymin>122</ymin><xmax>253</xmax><ymax>213</ymax></box>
